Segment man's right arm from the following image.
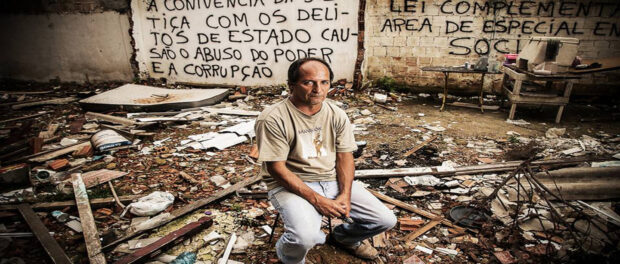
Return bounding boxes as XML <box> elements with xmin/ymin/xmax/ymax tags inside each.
<box><xmin>266</xmin><ymin>161</ymin><xmax>346</xmax><ymax>218</ymax></box>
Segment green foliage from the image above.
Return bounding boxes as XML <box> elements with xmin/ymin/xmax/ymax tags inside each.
<box><xmin>375</xmin><ymin>76</ymin><xmax>409</xmax><ymax>93</ymax></box>
<box><xmin>508</xmin><ymin>135</ymin><xmax>520</xmax><ymax>144</ymax></box>
<box><xmin>231</xmin><ymin>203</ymin><xmax>244</xmax><ymax>211</ymax></box>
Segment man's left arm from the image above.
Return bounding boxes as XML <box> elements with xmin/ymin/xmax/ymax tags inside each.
<box><xmin>334</xmin><ymin>151</ymin><xmax>355</xmax><ymax>217</ymax></box>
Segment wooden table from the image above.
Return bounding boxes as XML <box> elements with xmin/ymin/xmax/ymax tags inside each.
<box><xmin>422</xmin><ymin>66</ymin><xmax>501</xmax><ymax>112</ymax></box>
<box><xmin>501</xmin><ymin>65</ymin><xmax>581</xmax><ymax>123</ymax></box>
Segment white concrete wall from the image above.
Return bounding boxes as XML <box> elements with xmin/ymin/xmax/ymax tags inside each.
<box><xmin>0</xmin><ymin>12</ymin><xmax>133</xmax><ymax>82</ymax></box>
<box><xmin>131</xmin><ymin>0</ymin><xmax>359</xmax><ymax>85</ymax></box>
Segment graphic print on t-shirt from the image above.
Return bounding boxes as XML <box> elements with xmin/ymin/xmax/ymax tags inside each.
<box><xmin>298</xmin><ymin>126</ymin><xmax>326</xmax><ymax>159</ymax></box>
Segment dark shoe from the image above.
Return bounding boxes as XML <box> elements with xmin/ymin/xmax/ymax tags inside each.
<box><xmin>326</xmin><ymin>234</ymin><xmax>378</xmax><ymax>260</ymax></box>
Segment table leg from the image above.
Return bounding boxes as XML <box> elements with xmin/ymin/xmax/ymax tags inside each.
<box><xmin>509</xmin><ymin>103</ymin><xmax>517</xmax><ymax>120</ymax></box>
<box><xmin>479</xmin><ymin>73</ymin><xmax>485</xmax><ymax>113</ymax></box>
<box><xmin>440</xmin><ymin>72</ymin><xmax>448</xmax><ymax>111</ymax></box>
<box><xmin>556</xmin><ymin>105</ymin><xmax>565</xmax><ymax>123</ymax></box>
<box><xmin>555</xmin><ymin>80</ymin><xmax>574</xmax><ymax>123</ymax></box>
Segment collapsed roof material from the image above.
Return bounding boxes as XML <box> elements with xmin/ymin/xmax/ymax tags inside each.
<box><xmin>79</xmin><ymin>84</ymin><xmax>229</xmax><ymax>112</ymax></box>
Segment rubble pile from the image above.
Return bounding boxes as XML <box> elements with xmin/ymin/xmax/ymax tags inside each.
<box><xmin>0</xmin><ymin>81</ymin><xmax>619</xmax><ymax>263</ymax></box>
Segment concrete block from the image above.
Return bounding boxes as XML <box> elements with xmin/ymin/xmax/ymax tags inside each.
<box><xmin>393</xmin><ymin>36</ymin><xmax>407</xmax><ymax>46</ymax></box>
<box><xmin>374</xmin><ymin>47</ymin><xmax>387</xmax><ymax>57</ymax></box>
<box><xmin>387</xmin><ymin>46</ymin><xmax>401</xmax><ymax>57</ymax></box>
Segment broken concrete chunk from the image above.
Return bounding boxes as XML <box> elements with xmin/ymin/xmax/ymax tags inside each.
<box><xmin>210</xmin><ymin>175</ymin><xmax>229</xmax><ymax>187</ymax></box>
<box><xmin>128</xmin><ymin>237</ymin><xmax>162</xmax><ymax>250</ymax></box>
<box><xmin>545</xmin><ymin>128</ymin><xmax>566</xmax><ymax>138</ymax></box>
<box><xmin>561</xmin><ymin>147</ymin><xmax>582</xmax><ymax>155</ymax></box>
<box><xmin>435</xmin><ymin>247</ymin><xmax>458</xmax><ymax>256</ymax></box>
<box><xmin>59</xmin><ymin>138</ymin><xmax>79</xmax><ymax>147</ymax></box>
<box><xmin>414</xmin><ymin>245</ymin><xmax>433</xmax><ymax>255</ymax></box>
<box><xmin>203</xmin><ymin>231</ymin><xmax>224</xmax><ymax>244</ymax></box>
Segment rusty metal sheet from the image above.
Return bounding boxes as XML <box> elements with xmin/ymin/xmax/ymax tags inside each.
<box><xmin>80</xmin><ymin>84</ymin><xmax>229</xmax><ymax>112</ymax></box>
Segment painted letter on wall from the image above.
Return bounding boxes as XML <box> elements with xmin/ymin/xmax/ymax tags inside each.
<box><xmin>132</xmin><ymin>0</ymin><xmax>359</xmax><ymax>85</ymax></box>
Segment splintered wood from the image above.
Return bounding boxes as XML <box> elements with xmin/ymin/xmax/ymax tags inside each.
<box><xmin>403</xmin><ymin>135</ymin><xmax>438</xmax><ymax>158</ymax></box>
<box><xmin>179</xmin><ymin>171</ymin><xmax>200</xmax><ymax>185</ymax></box>
<box><xmin>404</xmin><ymin>220</ymin><xmax>441</xmax><ymax>242</ymax></box>
<box><xmin>16</xmin><ymin>204</ymin><xmax>72</xmax><ymax>264</ymax></box>
<box><xmin>71</xmin><ymin>173</ymin><xmax>106</xmax><ymax>264</ymax></box>
<box><xmin>81</xmin><ymin>169</ymin><xmax>128</xmax><ymax>188</ymax></box>
<box><xmin>103</xmin><ymin>175</ymin><xmax>262</xmax><ymax>251</ymax></box>
<box><xmin>368</xmin><ymin>189</ymin><xmax>465</xmax><ymax>233</ymax></box>
<box><xmin>399</xmin><ymin>218</ymin><xmax>425</xmax><ymax>231</ymax></box>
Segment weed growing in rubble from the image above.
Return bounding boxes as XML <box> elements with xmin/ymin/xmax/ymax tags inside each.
<box><xmin>375</xmin><ymin>76</ymin><xmax>408</xmax><ymax>93</ymax></box>
<box><xmin>231</xmin><ymin>203</ymin><xmax>244</xmax><ymax>212</ymax></box>
<box><xmin>508</xmin><ymin>135</ymin><xmax>520</xmax><ymax>144</ymax></box>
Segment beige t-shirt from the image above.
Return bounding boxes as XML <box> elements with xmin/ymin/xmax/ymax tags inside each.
<box><xmin>255</xmin><ymin>98</ymin><xmax>357</xmax><ymax>189</ymax></box>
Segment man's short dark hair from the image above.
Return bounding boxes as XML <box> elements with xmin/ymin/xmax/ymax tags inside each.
<box><xmin>287</xmin><ymin>57</ymin><xmax>334</xmax><ymax>84</ymax></box>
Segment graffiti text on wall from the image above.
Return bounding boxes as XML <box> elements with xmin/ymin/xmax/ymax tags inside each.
<box><xmin>383</xmin><ymin>0</ymin><xmax>620</xmax><ymax>55</ymax></box>
<box><xmin>133</xmin><ymin>0</ymin><xmax>359</xmax><ymax>84</ymax></box>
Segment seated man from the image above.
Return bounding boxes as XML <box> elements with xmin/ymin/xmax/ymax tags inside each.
<box><xmin>255</xmin><ymin>57</ymin><xmax>396</xmax><ymax>264</ymax></box>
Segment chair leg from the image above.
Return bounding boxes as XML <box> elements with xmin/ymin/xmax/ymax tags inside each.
<box><xmin>268</xmin><ymin>213</ymin><xmax>279</xmax><ymax>243</ymax></box>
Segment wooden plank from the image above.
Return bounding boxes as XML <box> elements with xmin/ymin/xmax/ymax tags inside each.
<box><xmin>0</xmin><ymin>90</ymin><xmax>54</xmax><ymax>95</ymax></box>
<box><xmin>367</xmin><ymin>189</ymin><xmax>465</xmax><ymax>232</ymax></box>
<box><xmin>85</xmin><ymin>112</ymin><xmax>136</xmax><ymax>126</ymax></box>
<box><xmin>81</xmin><ymin>169</ymin><xmax>128</xmax><ymax>188</ymax></box>
<box><xmin>113</xmin><ymin>217</ymin><xmax>213</xmax><ymax>264</ymax></box>
<box><xmin>12</xmin><ymin>97</ymin><xmax>77</xmax><ymax>110</ymax></box>
<box><xmin>403</xmin><ymin>135</ymin><xmax>437</xmax><ymax>158</ymax></box>
<box><xmin>355</xmin><ymin>157</ymin><xmax>608</xmax><ymax>179</ymax></box>
<box><xmin>16</xmin><ymin>204</ymin><xmax>72</xmax><ymax>264</ymax></box>
<box><xmin>0</xmin><ymin>112</ymin><xmax>48</xmax><ymax>124</ymax></box>
<box><xmin>179</xmin><ymin>171</ymin><xmax>200</xmax><ymax>184</ymax></box>
<box><xmin>29</xmin><ymin>142</ymin><xmax>91</xmax><ymax>163</ymax></box>
<box><xmin>0</xmin><ymin>195</ymin><xmax>143</xmax><ymax>211</ymax></box>
<box><xmin>102</xmin><ymin>175</ymin><xmax>262</xmax><ymax>251</ymax></box>
<box><xmin>404</xmin><ymin>220</ymin><xmax>441</xmax><ymax>242</ymax></box>
<box><xmin>449</xmin><ymin>102</ymin><xmax>499</xmax><ymax>111</ymax></box>
<box><xmin>71</xmin><ymin>173</ymin><xmax>106</xmax><ymax>264</ymax></box>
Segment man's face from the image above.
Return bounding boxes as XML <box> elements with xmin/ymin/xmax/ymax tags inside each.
<box><xmin>289</xmin><ymin>61</ymin><xmax>331</xmax><ymax>107</ymax></box>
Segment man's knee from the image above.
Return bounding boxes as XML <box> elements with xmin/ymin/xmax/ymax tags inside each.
<box><xmin>378</xmin><ymin>211</ymin><xmax>397</xmax><ymax>231</ymax></box>
<box><xmin>281</xmin><ymin>229</ymin><xmax>321</xmax><ymax>250</ymax></box>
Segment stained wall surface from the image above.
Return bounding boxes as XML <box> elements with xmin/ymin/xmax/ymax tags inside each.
<box><xmin>1</xmin><ymin>0</ymin><xmax>619</xmax><ymax>95</ymax></box>
<box><xmin>364</xmin><ymin>0</ymin><xmax>620</xmax><ymax>93</ymax></box>
<box><xmin>0</xmin><ymin>10</ymin><xmax>134</xmax><ymax>82</ymax></box>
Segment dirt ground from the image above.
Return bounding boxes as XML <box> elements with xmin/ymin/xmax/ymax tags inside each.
<box><xmin>1</xmin><ymin>81</ymin><xmax>619</xmax><ymax>263</ymax></box>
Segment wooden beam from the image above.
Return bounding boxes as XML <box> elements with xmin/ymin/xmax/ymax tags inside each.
<box><xmin>0</xmin><ymin>112</ymin><xmax>48</xmax><ymax>124</ymax></box>
<box><xmin>71</xmin><ymin>173</ymin><xmax>106</xmax><ymax>264</ymax></box>
<box><xmin>403</xmin><ymin>135</ymin><xmax>437</xmax><ymax>158</ymax></box>
<box><xmin>16</xmin><ymin>204</ymin><xmax>72</xmax><ymax>264</ymax></box>
<box><xmin>85</xmin><ymin>112</ymin><xmax>136</xmax><ymax>126</ymax></box>
<box><xmin>29</xmin><ymin>142</ymin><xmax>91</xmax><ymax>163</ymax></box>
<box><xmin>0</xmin><ymin>195</ymin><xmax>143</xmax><ymax>211</ymax></box>
<box><xmin>102</xmin><ymin>175</ymin><xmax>262</xmax><ymax>251</ymax></box>
<box><xmin>12</xmin><ymin>97</ymin><xmax>77</xmax><ymax>110</ymax></box>
<box><xmin>0</xmin><ymin>90</ymin><xmax>54</xmax><ymax>95</ymax></box>
<box><xmin>403</xmin><ymin>220</ymin><xmax>441</xmax><ymax>242</ymax></box>
<box><xmin>81</xmin><ymin>169</ymin><xmax>128</xmax><ymax>188</ymax></box>
<box><xmin>113</xmin><ymin>217</ymin><xmax>213</xmax><ymax>264</ymax></box>
<box><xmin>367</xmin><ymin>189</ymin><xmax>465</xmax><ymax>232</ymax></box>
<box><xmin>355</xmin><ymin>157</ymin><xmax>610</xmax><ymax>179</ymax></box>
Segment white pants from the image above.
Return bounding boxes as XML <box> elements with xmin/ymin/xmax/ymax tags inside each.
<box><xmin>268</xmin><ymin>181</ymin><xmax>397</xmax><ymax>264</ymax></box>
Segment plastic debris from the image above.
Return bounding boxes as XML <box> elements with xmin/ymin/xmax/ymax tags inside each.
<box><xmin>123</xmin><ymin>191</ymin><xmax>175</xmax><ymax>216</ymax></box>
